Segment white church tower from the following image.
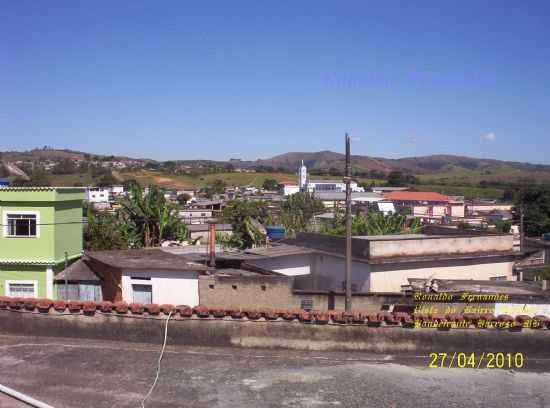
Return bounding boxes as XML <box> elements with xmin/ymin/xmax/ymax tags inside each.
<box><xmin>298</xmin><ymin>160</ymin><xmax>308</xmax><ymax>192</ymax></box>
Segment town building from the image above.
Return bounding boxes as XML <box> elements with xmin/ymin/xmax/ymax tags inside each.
<box><xmin>314</xmin><ymin>191</ymin><xmax>383</xmax><ymax>208</ymax></box>
<box><xmin>283</xmin><ymin>161</ymin><xmax>364</xmax><ymax>195</ymax></box>
<box><xmin>466</xmin><ymin>200</ymin><xmax>514</xmax><ymax>215</ymax></box>
<box><xmin>383</xmin><ymin>191</ymin><xmax>464</xmax><ymax>220</ymax></box>
<box><xmin>371</xmin><ymin>186</ymin><xmax>410</xmax><ymax>194</ymax></box>
<box><xmin>86</xmin><ymin>187</ymin><xmax>112</xmax><ymax>203</ymax></box>
<box><xmin>0</xmin><ymin>187</ymin><xmax>85</xmax><ymax>299</ymax></box>
<box><xmin>83</xmin><ymin>249</ymin><xmax>212</xmax><ymax>306</ymax></box>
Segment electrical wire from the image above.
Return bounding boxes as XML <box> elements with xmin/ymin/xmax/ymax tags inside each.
<box><xmin>140</xmin><ymin>311</ymin><xmax>173</xmax><ymax>408</ymax></box>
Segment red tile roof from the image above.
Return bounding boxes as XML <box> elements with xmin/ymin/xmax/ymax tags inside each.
<box><xmin>383</xmin><ymin>191</ymin><xmax>451</xmax><ymax>202</ymax></box>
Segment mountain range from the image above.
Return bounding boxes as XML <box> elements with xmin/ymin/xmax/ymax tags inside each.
<box><xmin>2</xmin><ymin>148</ymin><xmax>550</xmax><ymax>184</ymax></box>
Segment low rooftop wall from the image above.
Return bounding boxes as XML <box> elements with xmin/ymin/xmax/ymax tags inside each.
<box><xmin>1</xmin><ymin>296</ymin><xmax>550</xmax><ymax>355</ymax></box>
<box><xmin>369</xmin><ymin>235</ymin><xmax>514</xmax><ymax>259</ymax></box>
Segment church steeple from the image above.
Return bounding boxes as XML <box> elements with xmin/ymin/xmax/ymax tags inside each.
<box><xmin>298</xmin><ymin>160</ymin><xmax>307</xmax><ymax>192</ymax></box>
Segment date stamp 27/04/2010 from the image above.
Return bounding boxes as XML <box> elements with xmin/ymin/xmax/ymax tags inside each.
<box><xmin>428</xmin><ymin>352</ymin><xmax>524</xmax><ymax>369</ymax></box>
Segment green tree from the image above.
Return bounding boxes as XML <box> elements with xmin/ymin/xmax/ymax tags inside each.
<box><xmin>96</xmin><ymin>171</ymin><xmax>118</xmax><ymax>187</ymax></box>
<box><xmin>322</xmin><ymin>210</ymin><xmax>420</xmax><ymax>236</ymax></box>
<box><xmin>177</xmin><ymin>193</ymin><xmax>192</xmax><ymax>205</ymax></box>
<box><xmin>516</xmin><ymin>186</ymin><xmax>550</xmax><ymax>236</ymax></box>
<box><xmin>386</xmin><ymin>170</ymin><xmax>416</xmax><ymax>186</ymax></box>
<box><xmin>280</xmin><ymin>192</ymin><xmax>325</xmax><ymax>237</ymax></box>
<box><xmin>203</xmin><ymin>179</ymin><xmax>226</xmax><ymax>198</ymax></box>
<box><xmin>489</xmin><ymin>219</ymin><xmax>512</xmax><ymax>233</ymax></box>
<box><xmin>222</xmin><ymin>200</ymin><xmax>268</xmax><ymax>249</ymax></box>
<box><xmin>84</xmin><ymin>209</ymin><xmax>129</xmax><ymax>250</ymax></box>
<box><xmin>119</xmin><ymin>185</ymin><xmax>188</xmax><ymax>247</ymax></box>
<box><xmin>262</xmin><ymin>178</ymin><xmax>280</xmax><ymax>191</ymax></box>
<box><xmin>52</xmin><ymin>158</ymin><xmax>77</xmax><ymax>175</ymax></box>
<box><xmin>538</xmin><ymin>266</ymin><xmax>550</xmax><ymax>281</ymax></box>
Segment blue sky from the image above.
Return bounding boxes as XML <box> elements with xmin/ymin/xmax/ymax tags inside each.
<box><xmin>1</xmin><ymin>0</ymin><xmax>549</xmax><ymax>163</ymax></box>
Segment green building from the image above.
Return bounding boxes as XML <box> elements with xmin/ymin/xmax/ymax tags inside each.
<box><xmin>0</xmin><ymin>187</ymin><xmax>85</xmax><ymax>299</ymax></box>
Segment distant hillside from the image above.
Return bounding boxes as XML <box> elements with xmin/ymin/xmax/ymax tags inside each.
<box><xmin>252</xmin><ymin>151</ymin><xmax>550</xmax><ymax>183</ymax></box>
<box><xmin>0</xmin><ymin>148</ymin><xmax>151</xmax><ymax>163</ymax></box>
<box><xmin>2</xmin><ymin>147</ymin><xmax>550</xmax><ymax>186</ymax></box>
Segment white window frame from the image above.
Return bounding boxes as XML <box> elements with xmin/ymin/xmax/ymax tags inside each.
<box><xmin>131</xmin><ymin>282</ymin><xmax>153</xmax><ymax>304</ymax></box>
<box><xmin>2</xmin><ymin>210</ymin><xmax>40</xmax><ymax>238</ymax></box>
<box><xmin>5</xmin><ymin>280</ymin><xmax>38</xmax><ymax>298</ymax></box>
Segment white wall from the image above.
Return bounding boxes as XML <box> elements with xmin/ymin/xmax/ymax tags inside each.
<box><xmin>248</xmin><ymin>254</ymin><xmax>311</xmax><ymax>276</ymax></box>
<box><xmin>369</xmin><ymin>261</ymin><xmax>514</xmax><ymax>292</ymax></box>
<box><xmin>283</xmin><ymin>185</ymin><xmax>300</xmax><ymax>196</ymax></box>
<box><xmin>451</xmin><ymin>204</ymin><xmax>465</xmax><ymax>218</ymax></box>
<box><xmin>121</xmin><ymin>269</ymin><xmax>200</xmax><ymax>306</ymax></box>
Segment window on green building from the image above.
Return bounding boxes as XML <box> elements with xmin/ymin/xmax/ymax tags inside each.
<box><xmin>5</xmin><ymin>213</ymin><xmax>38</xmax><ymax>237</ymax></box>
<box><xmin>6</xmin><ymin>281</ymin><xmax>37</xmax><ymax>298</ymax></box>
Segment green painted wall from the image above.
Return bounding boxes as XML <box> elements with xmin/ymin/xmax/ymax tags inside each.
<box><xmin>0</xmin><ymin>188</ymin><xmax>84</xmax><ymax>264</ymax></box>
<box><xmin>54</xmin><ymin>201</ymin><xmax>84</xmax><ymax>263</ymax></box>
<box><xmin>0</xmin><ymin>265</ymin><xmax>47</xmax><ymax>298</ymax></box>
<box><xmin>0</xmin><ymin>204</ymin><xmax>55</xmax><ymax>262</ymax></box>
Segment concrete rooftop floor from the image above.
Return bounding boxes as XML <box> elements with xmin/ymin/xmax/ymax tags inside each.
<box><xmin>0</xmin><ymin>335</ymin><xmax>549</xmax><ymax>408</ymax></box>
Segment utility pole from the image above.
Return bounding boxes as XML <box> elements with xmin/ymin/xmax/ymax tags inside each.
<box><xmin>344</xmin><ymin>133</ymin><xmax>352</xmax><ymax>312</ymax></box>
<box><xmin>520</xmin><ymin>203</ymin><xmax>525</xmax><ymax>253</ymax></box>
<box><xmin>64</xmin><ymin>251</ymin><xmax>68</xmax><ymax>300</ymax></box>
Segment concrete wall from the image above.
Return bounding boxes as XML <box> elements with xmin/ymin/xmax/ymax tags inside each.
<box><xmin>370</xmin><ymin>260</ymin><xmax>514</xmax><ymax>292</ymax></box>
<box><xmin>311</xmin><ymin>254</ymin><xmax>370</xmax><ymax>292</ymax></box>
<box><xmin>199</xmin><ymin>275</ymin><xmax>297</xmax><ymax>309</ymax></box>
<box><xmin>2</xmin><ymin>310</ymin><xmax>550</xmax><ymax>355</ymax></box>
<box><xmin>198</xmin><ymin>274</ymin><xmax>406</xmax><ymax>311</ymax></box>
<box><xmin>122</xmin><ymin>269</ymin><xmax>200</xmax><ymax>306</ymax></box>
<box><xmin>247</xmin><ymin>254</ymin><xmax>312</xmax><ymax>276</ymax></box>
<box><xmin>368</xmin><ymin>235</ymin><xmax>514</xmax><ymax>259</ymax></box>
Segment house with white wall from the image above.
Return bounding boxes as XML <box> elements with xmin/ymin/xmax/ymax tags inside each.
<box><xmin>84</xmin><ymin>249</ymin><xmax>212</xmax><ymax>306</ymax></box>
<box><xmin>239</xmin><ymin>232</ymin><xmax>519</xmax><ymax>293</ymax></box>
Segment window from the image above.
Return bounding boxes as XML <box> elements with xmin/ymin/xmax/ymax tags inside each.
<box><xmin>4</xmin><ymin>213</ymin><xmax>38</xmax><ymax>237</ymax></box>
<box><xmin>300</xmin><ymin>297</ymin><xmax>313</xmax><ymax>311</ymax></box>
<box><xmin>132</xmin><ymin>284</ymin><xmax>152</xmax><ymax>304</ymax></box>
<box><xmin>6</xmin><ymin>281</ymin><xmax>38</xmax><ymax>298</ymax></box>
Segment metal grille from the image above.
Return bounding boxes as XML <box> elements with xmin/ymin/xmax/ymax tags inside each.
<box><xmin>300</xmin><ymin>297</ymin><xmax>313</xmax><ymax>311</ymax></box>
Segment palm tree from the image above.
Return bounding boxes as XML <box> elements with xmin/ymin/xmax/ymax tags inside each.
<box><xmin>120</xmin><ymin>185</ymin><xmax>186</xmax><ymax>247</ymax></box>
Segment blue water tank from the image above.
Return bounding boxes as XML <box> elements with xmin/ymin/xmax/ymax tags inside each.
<box><xmin>543</xmin><ymin>233</ymin><xmax>550</xmax><ymax>242</ymax></box>
<box><xmin>266</xmin><ymin>226</ymin><xmax>285</xmax><ymax>241</ymax></box>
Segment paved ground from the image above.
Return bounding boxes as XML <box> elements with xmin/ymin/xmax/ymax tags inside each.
<box><xmin>0</xmin><ymin>335</ymin><xmax>549</xmax><ymax>408</ymax></box>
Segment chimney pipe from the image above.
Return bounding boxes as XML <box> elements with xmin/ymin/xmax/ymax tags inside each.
<box><xmin>208</xmin><ymin>222</ymin><xmax>216</xmax><ymax>267</ymax></box>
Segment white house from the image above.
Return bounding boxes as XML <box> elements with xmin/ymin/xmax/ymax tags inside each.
<box><xmin>240</xmin><ymin>233</ymin><xmax>519</xmax><ymax>293</ymax></box>
<box><xmin>86</xmin><ymin>187</ymin><xmax>111</xmax><ymax>203</ymax></box>
<box><xmin>85</xmin><ymin>249</ymin><xmax>212</xmax><ymax>306</ymax></box>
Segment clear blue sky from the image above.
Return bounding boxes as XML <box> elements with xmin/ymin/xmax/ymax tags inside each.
<box><xmin>1</xmin><ymin>0</ymin><xmax>549</xmax><ymax>163</ymax></box>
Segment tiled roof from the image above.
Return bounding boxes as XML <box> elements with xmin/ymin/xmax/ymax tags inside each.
<box><xmin>86</xmin><ymin>248</ymin><xmax>212</xmax><ymax>271</ymax></box>
<box><xmin>1</xmin><ymin>296</ymin><xmax>550</xmax><ymax>331</ymax></box>
<box><xmin>383</xmin><ymin>191</ymin><xmax>451</xmax><ymax>202</ymax></box>
<box><xmin>0</xmin><ymin>186</ymin><xmax>84</xmax><ymax>192</ymax></box>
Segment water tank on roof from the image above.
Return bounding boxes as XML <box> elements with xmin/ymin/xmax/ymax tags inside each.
<box><xmin>543</xmin><ymin>233</ymin><xmax>550</xmax><ymax>242</ymax></box>
<box><xmin>266</xmin><ymin>226</ymin><xmax>285</xmax><ymax>241</ymax></box>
